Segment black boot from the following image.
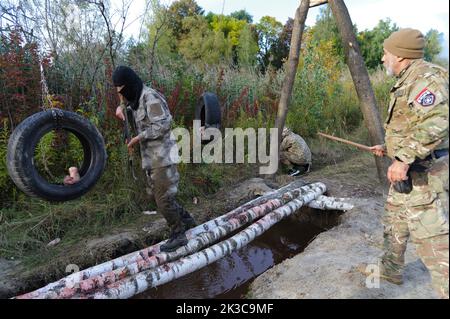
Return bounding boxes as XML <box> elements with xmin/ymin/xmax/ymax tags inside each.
<box><xmin>287</xmin><ymin>168</ymin><xmax>300</xmax><ymax>176</ymax></box>
<box><xmin>160</xmin><ymin>231</ymin><xmax>188</xmax><ymax>253</ymax></box>
<box><xmin>181</xmin><ymin>210</ymin><xmax>197</xmax><ymax>230</ymax></box>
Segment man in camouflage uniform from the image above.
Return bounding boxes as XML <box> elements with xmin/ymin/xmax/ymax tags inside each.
<box><xmin>280</xmin><ymin>127</ymin><xmax>312</xmax><ymax>176</ymax></box>
<box><xmin>370</xmin><ymin>29</ymin><xmax>448</xmax><ymax>298</ymax></box>
<box><xmin>113</xmin><ymin>66</ymin><xmax>196</xmax><ymax>253</ymax></box>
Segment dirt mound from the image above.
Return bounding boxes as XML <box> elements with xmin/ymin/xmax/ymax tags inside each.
<box><xmin>247</xmin><ymin>196</ymin><xmax>439</xmax><ymax>299</ymax></box>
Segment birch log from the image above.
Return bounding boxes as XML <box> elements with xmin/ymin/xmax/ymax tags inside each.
<box><xmin>309</xmin><ymin>195</ymin><xmax>354</xmax><ymax>211</ymax></box>
<box><xmin>16</xmin><ymin>181</ymin><xmax>354</xmax><ymax>299</ymax></box>
<box><xmin>21</xmin><ymin>183</ymin><xmax>331</xmax><ymax>299</ymax></box>
<box><xmin>78</xmin><ymin>184</ymin><xmax>327</xmax><ymax>299</ymax></box>
<box><xmin>15</xmin><ymin>179</ymin><xmax>308</xmax><ymax>299</ymax></box>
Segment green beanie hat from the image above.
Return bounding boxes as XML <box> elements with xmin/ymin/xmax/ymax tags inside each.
<box><xmin>383</xmin><ymin>28</ymin><xmax>425</xmax><ymax>59</ymax></box>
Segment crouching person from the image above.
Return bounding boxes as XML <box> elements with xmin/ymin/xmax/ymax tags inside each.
<box><xmin>280</xmin><ymin>127</ymin><xmax>312</xmax><ymax>176</ymax></box>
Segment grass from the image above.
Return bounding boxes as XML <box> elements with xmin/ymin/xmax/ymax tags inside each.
<box><xmin>0</xmin><ymin>157</ymin><xmax>258</xmax><ymax>275</ymax></box>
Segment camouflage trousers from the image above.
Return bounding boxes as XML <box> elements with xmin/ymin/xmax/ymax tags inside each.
<box><xmin>280</xmin><ymin>151</ymin><xmax>307</xmax><ymax>168</ymax></box>
<box><xmin>280</xmin><ymin>153</ymin><xmax>311</xmax><ymax>174</ymax></box>
<box><xmin>382</xmin><ymin>156</ymin><xmax>449</xmax><ymax>299</ymax></box>
<box><xmin>145</xmin><ymin>165</ymin><xmax>192</xmax><ymax>234</ymax></box>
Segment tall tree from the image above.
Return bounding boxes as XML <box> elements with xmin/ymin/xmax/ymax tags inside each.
<box><xmin>237</xmin><ymin>24</ymin><xmax>259</xmax><ymax>67</ymax></box>
<box><xmin>310</xmin><ymin>6</ymin><xmax>344</xmax><ymax>59</ymax></box>
<box><xmin>230</xmin><ymin>9</ymin><xmax>253</xmax><ymax>23</ymax></box>
<box><xmin>268</xmin><ymin>18</ymin><xmax>294</xmax><ymax>70</ymax></box>
<box><xmin>166</xmin><ymin>0</ymin><xmax>204</xmax><ymax>41</ymax></box>
<box><xmin>210</xmin><ymin>14</ymin><xmax>247</xmax><ymax>46</ymax></box>
<box><xmin>179</xmin><ymin>15</ymin><xmax>232</xmax><ymax>65</ymax></box>
<box><xmin>424</xmin><ymin>29</ymin><xmax>443</xmax><ymax>63</ymax></box>
<box><xmin>1</xmin><ymin>0</ymin><xmax>132</xmax><ymax>111</ymax></box>
<box><xmin>256</xmin><ymin>16</ymin><xmax>283</xmax><ymax>71</ymax></box>
<box><xmin>145</xmin><ymin>0</ymin><xmax>172</xmax><ymax>78</ymax></box>
<box><xmin>358</xmin><ymin>19</ymin><xmax>398</xmax><ymax>70</ymax></box>
<box><xmin>210</xmin><ymin>14</ymin><xmax>247</xmax><ymax>65</ymax></box>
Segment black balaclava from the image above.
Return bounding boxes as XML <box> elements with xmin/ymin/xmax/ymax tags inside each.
<box><xmin>112</xmin><ymin>66</ymin><xmax>144</xmax><ymax>110</ymax></box>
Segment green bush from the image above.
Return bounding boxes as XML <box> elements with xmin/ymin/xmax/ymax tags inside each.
<box><xmin>0</xmin><ymin>119</ymin><xmax>15</xmax><ymax>206</ymax></box>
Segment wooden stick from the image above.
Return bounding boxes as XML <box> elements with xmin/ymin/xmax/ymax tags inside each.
<box><xmin>317</xmin><ymin>132</ymin><xmax>372</xmax><ymax>152</ymax></box>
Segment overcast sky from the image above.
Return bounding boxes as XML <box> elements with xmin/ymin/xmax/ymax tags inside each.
<box><xmin>119</xmin><ymin>0</ymin><xmax>449</xmax><ymax>59</ymax></box>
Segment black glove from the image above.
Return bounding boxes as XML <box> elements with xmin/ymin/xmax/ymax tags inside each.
<box><xmin>393</xmin><ymin>170</ymin><xmax>413</xmax><ymax>194</ymax></box>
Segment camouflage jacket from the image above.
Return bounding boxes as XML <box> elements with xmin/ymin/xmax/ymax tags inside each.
<box><xmin>130</xmin><ymin>85</ymin><xmax>178</xmax><ymax>170</ymax></box>
<box><xmin>280</xmin><ymin>128</ymin><xmax>312</xmax><ymax>165</ymax></box>
<box><xmin>385</xmin><ymin>59</ymin><xmax>449</xmax><ymax>164</ymax></box>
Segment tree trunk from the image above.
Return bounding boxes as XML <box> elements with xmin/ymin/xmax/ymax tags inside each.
<box><xmin>310</xmin><ymin>0</ymin><xmax>328</xmax><ymax>7</ymax></box>
<box><xmin>273</xmin><ymin>0</ymin><xmax>310</xmax><ymax>174</ymax></box>
<box><xmin>328</xmin><ymin>0</ymin><xmax>389</xmax><ymax>186</ymax></box>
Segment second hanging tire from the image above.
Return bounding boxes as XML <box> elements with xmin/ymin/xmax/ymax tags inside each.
<box><xmin>195</xmin><ymin>92</ymin><xmax>221</xmax><ymax>129</ymax></box>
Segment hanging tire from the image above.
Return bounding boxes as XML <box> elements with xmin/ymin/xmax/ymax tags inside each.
<box><xmin>195</xmin><ymin>92</ymin><xmax>221</xmax><ymax>129</ymax></box>
<box><xmin>194</xmin><ymin>92</ymin><xmax>221</xmax><ymax>144</ymax></box>
<box><xmin>7</xmin><ymin>109</ymin><xmax>107</xmax><ymax>202</ymax></box>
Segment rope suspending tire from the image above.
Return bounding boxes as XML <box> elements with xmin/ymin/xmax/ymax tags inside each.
<box><xmin>7</xmin><ymin>109</ymin><xmax>107</xmax><ymax>202</ymax></box>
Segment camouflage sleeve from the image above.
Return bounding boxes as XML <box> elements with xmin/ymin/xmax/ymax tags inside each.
<box><xmin>137</xmin><ymin>97</ymin><xmax>172</xmax><ymax>141</ymax></box>
<box><xmin>138</xmin><ymin>117</ymin><xmax>172</xmax><ymax>141</ymax></box>
<box><xmin>394</xmin><ymin>78</ymin><xmax>449</xmax><ymax>164</ymax></box>
<box><xmin>280</xmin><ymin>135</ymin><xmax>293</xmax><ymax>152</ymax></box>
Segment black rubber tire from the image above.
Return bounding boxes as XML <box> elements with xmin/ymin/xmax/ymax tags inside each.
<box><xmin>194</xmin><ymin>92</ymin><xmax>221</xmax><ymax>128</ymax></box>
<box><xmin>7</xmin><ymin>109</ymin><xmax>107</xmax><ymax>202</ymax></box>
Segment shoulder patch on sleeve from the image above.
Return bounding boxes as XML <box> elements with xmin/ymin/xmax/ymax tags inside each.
<box><xmin>415</xmin><ymin>88</ymin><xmax>436</xmax><ymax>107</ymax></box>
<box><xmin>149</xmin><ymin>101</ymin><xmax>165</xmax><ymax>117</ymax></box>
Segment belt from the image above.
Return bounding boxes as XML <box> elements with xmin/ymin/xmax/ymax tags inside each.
<box><xmin>424</xmin><ymin>149</ymin><xmax>448</xmax><ymax>161</ymax></box>
<box><xmin>410</xmin><ymin>149</ymin><xmax>448</xmax><ymax>173</ymax></box>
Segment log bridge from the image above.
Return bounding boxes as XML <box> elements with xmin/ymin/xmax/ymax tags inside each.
<box><xmin>15</xmin><ymin>180</ymin><xmax>353</xmax><ymax>299</ymax></box>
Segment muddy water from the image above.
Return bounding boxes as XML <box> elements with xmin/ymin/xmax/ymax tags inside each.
<box><xmin>135</xmin><ymin>211</ymin><xmax>339</xmax><ymax>299</ymax></box>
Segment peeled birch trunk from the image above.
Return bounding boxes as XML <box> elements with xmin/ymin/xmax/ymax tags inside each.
<box><xmin>309</xmin><ymin>196</ymin><xmax>354</xmax><ymax>211</ymax></box>
<box><xmin>22</xmin><ymin>183</ymin><xmax>330</xmax><ymax>299</ymax></box>
<box><xmin>16</xmin><ymin>181</ymin><xmax>354</xmax><ymax>299</ymax></box>
<box><xmin>16</xmin><ymin>180</ymin><xmax>309</xmax><ymax>299</ymax></box>
<box><xmin>78</xmin><ymin>183</ymin><xmax>328</xmax><ymax>299</ymax></box>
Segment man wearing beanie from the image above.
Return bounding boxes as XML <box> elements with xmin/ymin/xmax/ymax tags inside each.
<box><xmin>370</xmin><ymin>28</ymin><xmax>449</xmax><ymax>298</ymax></box>
<box><xmin>113</xmin><ymin>66</ymin><xmax>196</xmax><ymax>253</ymax></box>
